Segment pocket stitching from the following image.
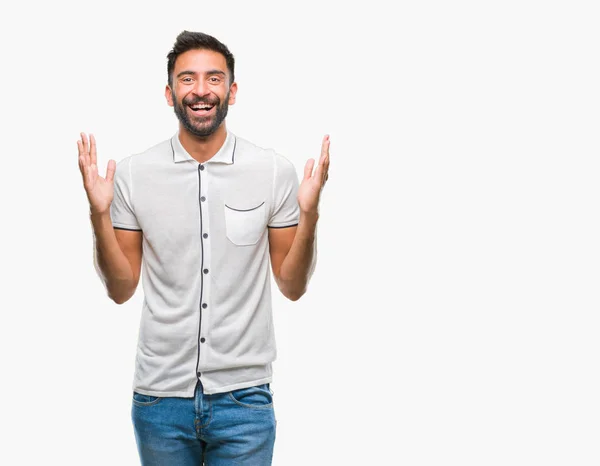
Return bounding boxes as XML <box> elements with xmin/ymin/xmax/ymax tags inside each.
<box><xmin>228</xmin><ymin>386</ymin><xmax>273</xmax><ymax>409</ymax></box>
<box><xmin>132</xmin><ymin>392</ymin><xmax>162</xmax><ymax>407</ymax></box>
<box><xmin>224</xmin><ymin>201</ymin><xmax>265</xmax><ymax>212</ymax></box>
<box><xmin>224</xmin><ymin>201</ymin><xmax>266</xmax><ymax>246</ymax></box>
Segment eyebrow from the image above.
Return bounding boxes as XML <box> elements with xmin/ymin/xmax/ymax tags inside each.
<box><xmin>176</xmin><ymin>69</ymin><xmax>227</xmax><ymax>78</ymax></box>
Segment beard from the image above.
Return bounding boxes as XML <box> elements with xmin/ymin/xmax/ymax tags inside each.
<box><xmin>173</xmin><ymin>89</ymin><xmax>230</xmax><ymax>138</ymax></box>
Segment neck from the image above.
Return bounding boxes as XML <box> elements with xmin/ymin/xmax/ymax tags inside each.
<box><xmin>178</xmin><ymin>123</ymin><xmax>227</xmax><ymax>163</ymax></box>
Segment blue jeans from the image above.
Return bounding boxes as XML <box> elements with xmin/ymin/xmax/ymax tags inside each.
<box><xmin>131</xmin><ymin>381</ymin><xmax>276</xmax><ymax>465</ymax></box>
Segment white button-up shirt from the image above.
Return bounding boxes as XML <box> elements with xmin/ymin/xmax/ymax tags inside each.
<box><xmin>110</xmin><ymin>130</ymin><xmax>300</xmax><ymax>396</ymax></box>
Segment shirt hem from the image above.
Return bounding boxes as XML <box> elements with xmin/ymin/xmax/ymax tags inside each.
<box><xmin>132</xmin><ymin>376</ymin><xmax>274</xmax><ymax>398</ymax></box>
<box><xmin>112</xmin><ymin>222</ymin><xmax>142</xmax><ymax>231</ymax></box>
<box><xmin>132</xmin><ymin>387</ymin><xmax>195</xmax><ymax>398</ymax></box>
<box><xmin>267</xmin><ymin>222</ymin><xmax>299</xmax><ymax>229</ymax></box>
<box><xmin>202</xmin><ymin>376</ymin><xmax>274</xmax><ymax>395</ymax></box>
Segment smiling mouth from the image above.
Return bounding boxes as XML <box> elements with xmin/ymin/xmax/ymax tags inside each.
<box><xmin>188</xmin><ymin>104</ymin><xmax>216</xmax><ymax>116</ymax></box>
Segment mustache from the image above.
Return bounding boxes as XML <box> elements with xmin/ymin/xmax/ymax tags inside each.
<box><xmin>183</xmin><ymin>95</ymin><xmax>219</xmax><ymax>106</ymax></box>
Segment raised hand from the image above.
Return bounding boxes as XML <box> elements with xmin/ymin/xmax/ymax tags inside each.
<box><xmin>297</xmin><ymin>135</ymin><xmax>330</xmax><ymax>214</ymax></box>
<box><xmin>77</xmin><ymin>133</ymin><xmax>116</xmax><ymax>215</ymax></box>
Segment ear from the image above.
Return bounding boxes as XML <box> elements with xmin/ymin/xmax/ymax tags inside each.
<box><xmin>228</xmin><ymin>82</ymin><xmax>238</xmax><ymax>105</ymax></box>
<box><xmin>165</xmin><ymin>84</ymin><xmax>174</xmax><ymax>107</ymax></box>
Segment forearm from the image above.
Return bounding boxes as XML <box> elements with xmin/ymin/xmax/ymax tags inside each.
<box><xmin>90</xmin><ymin>212</ymin><xmax>135</xmax><ymax>304</ymax></box>
<box><xmin>277</xmin><ymin>211</ymin><xmax>319</xmax><ymax>301</ymax></box>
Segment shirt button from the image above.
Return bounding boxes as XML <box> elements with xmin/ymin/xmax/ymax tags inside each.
<box><xmin>202</xmin><ymin>303</ymin><xmax>208</xmax><ymax>309</ymax></box>
<box><xmin>203</xmin><ymin>268</ymin><xmax>209</xmax><ymax>274</ymax></box>
<box><xmin>200</xmin><ymin>338</ymin><xmax>206</xmax><ymax>343</ymax></box>
<box><xmin>200</xmin><ymin>196</ymin><xmax>206</xmax><ymax>202</ymax></box>
<box><xmin>199</xmin><ymin>165</ymin><xmax>205</xmax><ymax>171</ymax></box>
<box><xmin>203</xmin><ymin>233</ymin><xmax>208</xmax><ymax>239</ymax></box>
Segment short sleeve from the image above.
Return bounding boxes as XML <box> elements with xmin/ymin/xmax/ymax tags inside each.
<box><xmin>110</xmin><ymin>157</ymin><xmax>141</xmax><ymax>231</ymax></box>
<box><xmin>268</xmin><ymin>152</ymin><xmax>300</xmax><ymax>228</ymax></box>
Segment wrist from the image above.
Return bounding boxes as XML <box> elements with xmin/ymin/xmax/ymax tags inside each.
<box><xmin>298</xmin><ymin>211</ymin><xmax>319</xmax><ymax>239</ymax></box>
<box><xmin>90</xmin><ymin>207</ymin><xmax>110</xmax><ymax>218</ymax></box>
<box><xmin>299</xmin><ymin>209</ymin><xmax>319</xmax><ymax>223</ymax></box>
<box><xmin>89</xmin><ymin>209</ymin><xmax>112</xmax><ymax>227</ymax></box>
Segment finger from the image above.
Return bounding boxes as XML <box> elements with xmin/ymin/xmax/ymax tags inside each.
<box><xmin>322</xmin><ymin>149</ymin><xmax>330</xmax><ymax>184</ymax></box>
<box><xmin>77</xmin><ymin>140</ymin><xmax>86</xmax><ymax>164</ymax></box>
<box><xmin>303</xmin><ymin>158</ymin><xmax>315</xmax><ymax>180</ymax></box>
<box><xmin>77</xmin><ymin>141</ymin><xmax>88</xmax><ymax>179</ymax></box>
<box><xmin>318</xmin><ymin>134</ymin><xmax>329</xmax><ymax>165</ymax></box>
<box><xmin>315</xmin><ymin>135</ymin><xmax>330</xmax><ymax>179</ymax></box>
<box><xmin>314</xmin><ymin>146</ymin><xmax>326</xmax><ymax>181</ymax></box>
<box><xmin>321</xmin><ymin>134</ymin><xmax>329</xmax><ymax>152</ymax></box>
<box><xmin>322</xmin><ymin>136</ymin><xmax>330</xmax><ymax>184</ymax></box>
<box><xmin>83</xmin><ymin>152</ymin><xmax>96</xmax><ymax>187</ymax></box>
<box><xmin>83</xmin><ymin>160</ymin><xmax>94</xmax><ymax>187</ymax></box>
<box><xmin>78</xmin><ymin>153</ymin><xmax>85</xmax><ymax>180</ymax></box>
<box><xmin>77</xmin><ymin>139</ymin><xmax>85</xmax><ymax>158</ymax></box>
<box><xmin>78</xmin><ymin>154</ymin><xmax>85</xmax><ymax>173</ymax></box>
<box><xmin>105</xmin><ymin>159</ymin><xmax>116</xmax><ymax>183</ymax></box>
<box><xmin>80</xmin><ymin>132</ymin><xmax>91</xmax><ymax>166</ymax></box>
<box><xmin>80</xmin><ymin>162</ymin><xmax>92</xmax><ymax>188</ymax></box>
<box><xmin>90</xmin><ymin>134</ymin><xmax>97</xmax><ymax>166</ymax></box>
<box><xmin>80</xmin><ymin>132</ymin><xmax>89</xmax><ymax>155</ymax></box>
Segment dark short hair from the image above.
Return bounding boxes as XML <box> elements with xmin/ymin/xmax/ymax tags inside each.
<box><xmin>167</xmin><ymin>31</ymin><xmax>235</xmax><ymax>87</ymax></box>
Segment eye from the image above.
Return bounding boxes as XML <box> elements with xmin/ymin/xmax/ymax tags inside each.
<box><xmin>209</xmin><ymin>77</ymin><xmax>221</xmax><ymax>83</ymax></box>
<box><xmin>182</xmin><ymin>77</ymin><xmax>193</xmax><ymax>83</ymax></box>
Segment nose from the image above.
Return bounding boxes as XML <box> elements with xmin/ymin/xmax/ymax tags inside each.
<box><xmin>193</xmin><ymin>79</ymin><xmax>211</xmax><ymax>98</ymax></box>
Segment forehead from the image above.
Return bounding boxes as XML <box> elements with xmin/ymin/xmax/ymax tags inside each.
<box><xmin>173</xmin><ymin>49</ymin><xmax>228</xmax><ymax>74</ymax></box>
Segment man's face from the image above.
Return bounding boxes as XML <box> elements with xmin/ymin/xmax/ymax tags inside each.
<box><xmin>166</xmin><ymin>49</ymin><xmax>237</xmax><ymax>138</ymax></box>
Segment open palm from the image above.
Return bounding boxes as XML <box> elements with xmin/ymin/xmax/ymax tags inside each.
<box><xmin>77</xmin><ymin>133</ymin><xmax>116</xmax><ymax>215</ymax></box>
<box><xmin>297</xmin><ymin>135</ymin><xmax>330</xmax><ymax>213</ymax></box>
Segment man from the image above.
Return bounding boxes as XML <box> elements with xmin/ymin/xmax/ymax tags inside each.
<box><xmin>77</xmin><ymin>31</ymin><xmax>329</xmax><ymax>465</ymax></box>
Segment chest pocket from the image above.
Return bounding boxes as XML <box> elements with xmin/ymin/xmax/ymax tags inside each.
<box><xmin>224</xmin><ymin>201</ymin><xmax>267</xmax><ymax>246</ymax></box>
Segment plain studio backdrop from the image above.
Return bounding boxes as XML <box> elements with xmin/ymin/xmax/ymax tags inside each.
<box><xmin>0</xmin><ymin>0</ymin><xmax>599</xmax><ymax>464</ymax></box>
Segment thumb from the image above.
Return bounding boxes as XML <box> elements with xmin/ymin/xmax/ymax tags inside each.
<box><xmin>303</xmin><ymin>158</ymin><xmax>315</xmax><ymax>180</ymax></box>
<box><xmin>105</xmin><ymin>159</ymin><xmax>116</xmax><ymax>183</ymax></box>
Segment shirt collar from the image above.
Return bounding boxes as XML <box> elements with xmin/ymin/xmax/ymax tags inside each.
<box><xmin>170</xmin><ymin>130</ymin><xmax>237</xmax><ymax>164</ymax></box>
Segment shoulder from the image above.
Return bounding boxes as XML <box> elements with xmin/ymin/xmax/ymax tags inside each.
<box><xmin>233</xmin><ymin>134</ymin><xmax>295</xmax><ymax>172</ymax></box>
<box><xmin>115</xmin><ymin>137</ymin><xmax>173</xmax><ymax>177</ymax></box>
<box><xmin>233</xmin><ymin>134</ymin><xmax>272</xmax><ymax>161</ymax></box>
<box><xmin>132</xmin><ymin>138</ymin><xmax>173</xmax><ymax>164</ymax></box>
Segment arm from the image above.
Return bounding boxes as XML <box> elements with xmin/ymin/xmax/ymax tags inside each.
<box><xmin>91</xmin><ymin>212</ymin><xmax>142</xmax><ymax>304</ymax></box>
<box><xmin>78</xmin><ymin>132</ymin><xmax>142</xmax><ymax>304</ymax></box>
<box><xmin>269</xmin><ymin>135</ymin><xmax>330</xmax><ymax>301</ymax></box>
<box><xmin>269</xmin><ymin>212</ymin><xmax>318</xmax><ymax>301</ymax></box>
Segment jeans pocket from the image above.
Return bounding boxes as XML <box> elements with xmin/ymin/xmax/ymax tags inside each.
<box><xmin>228</xmin><ymin>384</ymin><xmax>273</xmax><ymax>409</ymax></box>
<box><xmin>132</xmin><ymin>391</ymin><xmax>162</xmax><ymax>407</ymax></box>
